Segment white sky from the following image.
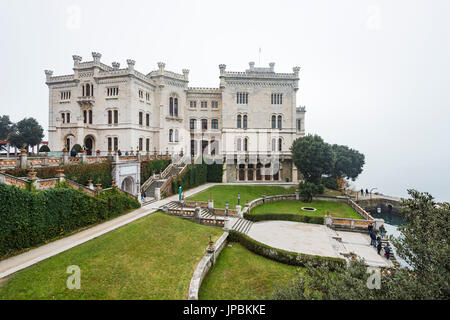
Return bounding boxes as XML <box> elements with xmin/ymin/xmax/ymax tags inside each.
<box><xmin>0</xmin><ymin>0</ymin><xmax>449</xmax><ymax>201</ymax></box>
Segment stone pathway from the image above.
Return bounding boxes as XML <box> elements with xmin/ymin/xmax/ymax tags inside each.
<box><xmin>247</xmin><ymin>220</ymin><xmax>393</xmax><ymax>267</ymax></box>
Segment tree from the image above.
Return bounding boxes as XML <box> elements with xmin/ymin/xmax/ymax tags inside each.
<box><xmin>330</xmin><ymin>144</ymin><xmax>365</xmax><ymax>181</ymax></box>
<box><xmin>39</xmin><ymin>145</ymin><xmax>50</xmax><ymax>152</ymax></box>
<box><xmin>0</xmin><ymin>115</ymin><xmax>13</xmax><ymax>140</ymax></box>
<box><xmin>298</xmin><ymin>182</ymin><xmax>324</xmax><ymax>203</ymax></box>
<box><xmin>291</xmin><ymin>134</ymin><xmax>334</xmax><ymax>184</ymax></box>
<box><xmin>273</xmin><ymin>189</ymin><xmax>450</xmax><ymax>300</ymax></box>
<box><xmin>7</xmin><ymin>117</ymin><xmax>44</xmax><ymax>151</ymax></box>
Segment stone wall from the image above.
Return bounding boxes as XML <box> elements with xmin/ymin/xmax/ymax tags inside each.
<box><xmin>188</xmin><ymin>231</ymin><xmax>229</xmax><ymax>300</ymax></box>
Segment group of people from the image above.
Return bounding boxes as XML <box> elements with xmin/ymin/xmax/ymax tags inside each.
<box><xmin>368</xmin><ymin>223</ymin><xmax>391</xmax><ymax>260</ymax></box>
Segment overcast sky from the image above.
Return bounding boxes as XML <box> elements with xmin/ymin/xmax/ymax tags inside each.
<box><xmin>0</xmin><ymin>0</ymin><xmax>449</xmax><ymax>201</ymax></box>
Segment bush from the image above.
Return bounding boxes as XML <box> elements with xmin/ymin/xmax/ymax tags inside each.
<box><xmin>6</xmin><ymin>162</ymin><xmax>112</xmax><ymax>188</ymax></box>
<box><xmin>298</xmin><ymin>182</ymin><xmax>324</xmax><ymax>203</ymax></box>
<box><xmin>0</xmin><ymin>183</ymin><xmax>140</xmax><ymax>257</ymax></box>
<box><xmin>322</xmin><ymin>176</ymin><xmax>338</xmax><ymax>190</ymax></box>
<box><xmin>228</xmin><ymin>230</ymin><xmax>345</xmax><ymax>270</ymax></box>
<box><xmin>171</xmin><ymin>162</ymin><xmax>223</xmax><ymax>193</ymax></box>
<box><xmin>39</xmin><ymin>145</ymin><xmax>50</xmax><ymax>152</ymax></box>
<box><xmin>140</xmin><ymin>159</ymin><xmax>171</xmax><ymax>182</ymax></box>
<box><xmin>71</xmin><ymin>144</ymin><xmax>82</xmax><ymax>153</ymax></box>
<box><xmin>244</xmin><ymin>212</ymin><xmax>324</xmax><ymax>225</ymax></box>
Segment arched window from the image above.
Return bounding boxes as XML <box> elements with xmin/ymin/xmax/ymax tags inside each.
<box><xmin>244</xmin><ymin>138</ymin><xmax>248</xmax><ymax>151</ymax></box>
<box><xmin>174</xmin><ymin>129</ymin><xmax>179</xmax><ymax>142</ymax></box>
<box><xmin>88</xmin><ymin>110</ymin><xmax>92</xmax><ymax>124</ymax></box>
<box><xmin>108</xmin><ymin>110</ymin><xmax>112</xmax><ymax>124</ymax></box>
<box><xmin>66</xmin><ymin>113</ymin><xmax>70</xmax><ymax>123</ymax></box>
<box><xmin>83</xmin><ymin>110</ymin><xmax>87</xmax><ymax>123</ymax></box>
<box><xmin>169</xmin><ymin>97</ymin><xmax>174</xmax><ymax>117</ymax></box>
<box><xmin>237</xmin><ymin>138</ymin><xmax>241</xmax><ymax>151</ymax></box>
<box><xmin>237</xmin><ymin>115</ymin><xmax>242</xmax><ymax>128</ymax></box>
<box><xmin>278</xmin><ymin>138</ymin><xmax>282</xmax><ymax>151</ymax></box>
<box><xmin>85</xmin><ymin>84</ymin><xmax>90</xmax><ymax>97</ymax></box>
<box><xmin>277</xmin><ymin>115</ymin><xmax>282</xmax><ymax>129</ymax></box>
<box><xmin>62</xmin><ymin>113</ymin><xmax>65</xmax><ymax>123</ymax></box>
<box><xmin>169</xmin><ymin>129</ymin><xmax>173</xmax><ymax>142</ymax></box>
<box><xmin>174</xmin><ymin>98</ymin><xmax>178</xmax><ymax>117</ymax></box>
<box><xmin>243</xmin><ymin>115</ymin><xmax>247</xmax><ymax>128</ymax></box>
<box><xmin>271</xmin><ymin>115</ymin><xmax>276</xmax><ymax>129</ymax></box>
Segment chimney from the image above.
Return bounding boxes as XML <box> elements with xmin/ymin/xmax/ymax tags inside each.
<box><xmin>127</xmin><ymin>59</ymin><xmax>136</xmax><ymax>72</ymax></box>
<box><xmin>182</xmin><ymin>69</ymin><xmax>190</xmax><ymax>81</ymax></box>
<box><xmin>72</xmin><ymin>55</ymin><xmax>82</xmax><ymax>67</ymax></box>
<box><xmin>269</xmin><ymin>62</ymin><xmax>275</xmax><ymax>72</ymax></box>
<box><xmin>112</xmin><ymin>62</ymin><xmax>120</xmax><ymax>70</ymax></box>
<box><xmin>92</xmin><ymin>52</ymin><xmax>102</xmax><ymax>63</ymax></box>
<box><xmin>249</xmin><ymin>62</ymin><xmax>255</xmax><ymax>70</ymax></box>
<box><xmin>44</xmin><ymin>70</ymin><xmax>53</xmax><ymax>81</ymax></box>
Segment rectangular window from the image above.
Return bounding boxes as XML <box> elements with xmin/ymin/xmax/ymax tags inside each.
<box><xmin>60</xmin><ymin>91</ymin><xmax>71</xmax><ymax>100</ymax></box>
<box><xmin>146</xmin><ymin>138</ymin><xmax>150</xmax><ymax>151</ymax></box>
<box><xmin>211</xmin><ymin>101</ymin><xmax>218</xmax><ymax>108</ymax></box>
<box><xmin>108</xmin><ymin>110</ymin><xmax>112</xmax><ymax>124</ymax></box>
<box><xmin>139</xmin><ymin>112</ymin><xmax>143</xmax><ymax>125</ymax></box>
<box><xmin>201</xmin><ymin>119</ymin><xmax>207</xmax><ymax>130</ymax></box>
<box><xmin>271</xmin><ymin>93</ymin><xmax>283</xmax><ymax>105</ymax></box>
<box><xmin>67</xmin><ymin>113</ymin><xmax>70</xmax><ymax>123</ymax></box>
<box><xmin>107</xmin><ymin>87</ymin><xmax>119</xmax><ymax>97</ymax></box>
<box><xmin>114</xmin><ymin>110</ymin><xmax>118</xmax><ymax>124</ymax></box>
<box><xmin>139</xmin><ymin>138</ymin><xmax>143</xmax><ymax>151</ymax></box>
<box><xmin>201</xmin><ymin>101</ymin><xmax>207</xmax><ymax>108</ymax></box>
<box><xmin>212</xmin><ymin>119</ymin><xmax>218</xmax><ymax>129</ymax></box>
<box><xmin>138</xmin><ymin>90</ymin><xmax>144</xmax><ymax>99</ymax></box>
<box><xmin>108</xmin><ymin>137</ymin><xmax>112</xmax><ymax>151</ymax></box>
<box><xmin>114</xmin><ymin>137</ymin><xmax>118</xmax><ymax>151</ymax></box>
<box><xmin>237</xmin><ymin>92</ymin><xmax>248</xmax><ymax>104</ymax></box>
<box><xmin>297</xmin><ymin>119</ymin><xmax>301</xmax><ymax>131</ymax></box>
<box><xmin>61</xmin><ymin>113</ymin><xmax>65</xmax><ymax>123</ymax></box>
<box><xmin>190</xmin><ymin>101</ymin><xmax>197</xmax><ymax>108</ymax></box>
<box><xmin>146</xmin><ymin>92</ymin><xmax>150</xmax><ymax>101</ymax></box>
<box><xmin>146</xmin><ymin>113</ymin><xmax>150</xmax><ymax>126</ymax></box>
<box><xmin>88</xmin><ymin>110</ymin><xmax>92</xmax><ymax>124</ymax></box>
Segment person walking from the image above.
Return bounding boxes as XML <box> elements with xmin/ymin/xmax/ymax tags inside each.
<box><xmin>368</xmin><ymin>223</ymin><xmax>374</xmax><ymax>235</ymax></box>
<box><xmin>141</xmin><ymin>191</ymin><xmax>145</xmax><ymax>201</ymax></box>
<box><xmin>370</xmin><ymin>231</ymin><xmax>377</xmax><ymax>247</ymax></box>
<box><xmin>384</xmin><ymin>244</ymin><xmax>391</xmax><ymax>260</ymax></box>
<box><xmin>365</xmin><ymin>188</ymin><xmax>369</xmax><ymax>196</ymax></box>
<box><xmin>360</xmin><ymin>189</ymin><xmax>364</xmax><ymax>196</ymax></box>
<box><xmin>377</xmin><ymin>240</ymin><xmax>382</xmax><ymax>255</ymax></box>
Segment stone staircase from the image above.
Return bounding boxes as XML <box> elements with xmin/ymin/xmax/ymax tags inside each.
<box><xmin>230</xmin><ymin>218</ymin><xmax>253</xmax><ymax>235</ymax></box>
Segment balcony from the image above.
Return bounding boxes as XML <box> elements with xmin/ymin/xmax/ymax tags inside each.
<box><xmin>77</xmin><ymin>96</ymin><xmax>95</xmax><ymax>107</ymax></box>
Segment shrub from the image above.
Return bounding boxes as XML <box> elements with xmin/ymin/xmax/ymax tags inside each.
<box><xmin>171</xmin><ymin>162</ymin><xmax>223</xmax><ymax>193</ymax></box>
<box><xmin>298</xmin><ymin>182</ymin><xmax>324</xmax><ymax>203</ymax></box>
<box><xmin>39</xmin><ymin>145</ymin><xmax>50</xmax><ymax>152</ymax></box>
<box><xmin>0</xmin><ymin>183</ymin><xmax>140</xmax><ymax>257</ymax></box>
<box><xmin>6</xmin><ymin>162</ymin><xmax>112</xmax><ymax>188</ymax></box>
<box><xmin>140</xmin><ymin>159</ymin><xmax>171</xmax><ymax>182</ymax></box>
<box><xmin>71</xmin><ymin>144</ymin><xmax>82</xmax><ymax>153</ymax></box>
<box><xmin>244</xmin><ymin>212</ymin><xmax>324</xmax><ymax>225</ymax></box>
<box><xmin>228</xmin><ymin>230</ymin><xmax>345</xmax><ymax>270</ymax></box>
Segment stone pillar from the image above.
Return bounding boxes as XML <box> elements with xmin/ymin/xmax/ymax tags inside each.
<box><xmin>325</xmin><ymin>213</ymin><xmax>333</xmax><ymax>227</ymax></box>
<box><xmin>236</xmin><ymin>205</ymin><xmax>242</xmax><ymax>218</ymax></box>
<box><xmin>194</xmin><ymin>205</ymin><xmax>201</xmax><ymax>223</ymax></box>
<box><xmin>27</xmin><ymin>169</ymin><xmax>38</xmax><ymax>188</ymax></box>
<box><xmin>114</xmin><ymin>150</ymin><xmax>119</xmax><ymax>162</ymax></box>
<box><xmin>154</xmin><ymin>187</ymin><xmax>161</xmax><ymax>201</ymax></box>
<box><xmin>95</xmin><ymin>183</ymin><xmax>102</xmax><ymax>192</ymax></box>
<box><xmin>96</xmin><ymin>149</ymin><xmax>101</xmax><ymax>162</ymax></box>
<box><xmin>19</xmin><ymin>149</ymin><xmax>28</xmax><ymax>169</ymax></box>
<box><xmin>87</xmin><ymin>179</ymin><xmax>94</xmax><ymax>190</ymax></box>
<box><xmin>43</xmin><ymin>153</ymin><xmax>49</xmax><ymax>166</ymax></box>
<box><xmin>208</xmin><ymin>195</ymin><xmax>214</xmax><ymax>209</ymax></box>
<box><xmin>373</xmin><ymin>218</ymin><xmax>384</xmax><ymax>231</ymax></box>
<box><xmin>56</xmin><ymin>169</ymin><xmax>65</xmax><ymax>182</ymax></box>
<box><xmin>62</xmin><ymin>148</ymin><xmax>69</xmax><ymax>164</ymax></box>
<box><xmin>292</xmin><ymin>165</ymin><xmax>299</xmax><ymax>183</ymax></box>
<box><xmin>81</xmin><ymin>149</ymin><xmax>87</xmax><ymax>163</ymax></box>
<box><xmin>136</xmin><ymin>150</ymin><xmax>141</xmax><ymax>162</ymax></box>
<box><xmin>295</xmin><ymin>191</ymin><xmax>300</xmax><ymax>200</ymax></box>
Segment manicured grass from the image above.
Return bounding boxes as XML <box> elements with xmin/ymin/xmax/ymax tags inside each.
<box><xmin>199</xmin><ymin>243</ymin><xmax>300</xmax><ymax>300</ymax></box>
<box><xmin>0</xmin><ymin>212</ymin><xmax>223</xmax><ymax>300</ymax></box>
<box><xmin>251</xmin><ymin>200</ymin><xmax>363</xmax><ymax>219</ymax></box>
<box><xmin>187</xmin><ymin>185</ymin><xmax>296</xmax><ymax>209</ymax></box>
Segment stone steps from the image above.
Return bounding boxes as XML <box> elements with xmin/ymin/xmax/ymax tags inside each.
<box><xmin>231</xmin><ymin>218</ymin><xmax>253</xmax><ymax>235</ymax></box>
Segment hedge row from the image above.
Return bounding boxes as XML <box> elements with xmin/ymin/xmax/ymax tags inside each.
<box><xmin>6</xmin><ymin>162</ymin><xmax>112</xmax><ymax>188</ymax></box>
<box><xmin>244</xmin><ymin>212</ymin><xmax>324</xmax><ymax>225</ymax></box>
<box><xmin>228</xmin><ymin>230</ymin><xmax>345</xmax><ymax>270</ymax></box>
<box><xmin>140</xmin><ymin>159</ymin><xmax>171</xmax><ymax>182</ymax></box>
<box><xmin>0</xmin><ymin>183</ymin><xmax>140</xmax><ymax>258</ymax></box>
<box><xmin>171</xmin><ymin>162</ymin><xmax>223</xmax><ymax>193</ymax></box>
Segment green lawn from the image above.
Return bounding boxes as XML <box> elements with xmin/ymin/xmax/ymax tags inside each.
<box><xmin>0</xmin><ymin>212</ymin><xmax>222</xmax><ymax>300</ymax></box>
<box><xmin>251</xmin><ymin>200</ymin><xmax>362</xmax><ymax>219</ymax></box>
<box><xmin>187</xmin><ymin>185</ymin><xmax>296</xmax><ymax>209</ymax></box>
<box><xmin>199</xmin><ymin>243</ymin><xmax>300</xmax><ymax>300</ymax></box>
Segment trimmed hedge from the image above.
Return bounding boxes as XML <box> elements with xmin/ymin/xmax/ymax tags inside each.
<box><xmin>0</xmin><ymin>183</ymin><xmax>140</xmax><ymax>258</ymax></box>
<box><xmin>244</xmin><ymin>212</ymin><xmax>324</xmax><ymax>225</ymax></box>
<box><xmin>228</xmin><ymin>230</ymin><xmax>345</xmax><ymax>270</ymax></box>
<box><xmin>140</xmin><ymin>159</ymin><xmax>171</xmax><ymax>182</ymax></box>
<box><xmin>6</xmin><ymin>162</ymin><xmax>112</xmax><ymax>188</ymax></box>
<box><xmin>171</xmin><ymin>162</ymin><xmax>223</xmax><ymax>193</ymax></box>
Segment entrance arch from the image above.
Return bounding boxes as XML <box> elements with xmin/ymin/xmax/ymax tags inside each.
<box><xmin>84</xmin><ymin>135</ymin><xmax>95</xmax><ymax>155</ymax></box>
<box><xmin>121</xmin><ymin>176</ymin><xmax>135</xmax><ymax>194</ymax></box>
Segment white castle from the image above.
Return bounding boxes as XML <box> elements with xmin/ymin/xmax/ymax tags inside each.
<box><xmin>45</xmin><ymin>52</ymin><xmax>306</xmax><ymax>182</ymax></box>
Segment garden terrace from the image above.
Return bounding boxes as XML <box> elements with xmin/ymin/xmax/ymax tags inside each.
<box><xmin>0</xmin><ymin>212</ymin><xmax>222</xmax><ymax>299</ymax></box>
